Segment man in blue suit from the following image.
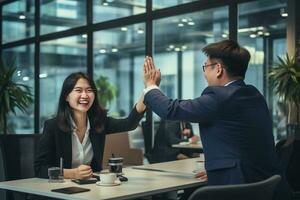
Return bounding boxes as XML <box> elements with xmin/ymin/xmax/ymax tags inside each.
<box><xmin>142</xmin><ymin>40</ymin><xmax>290</xmax><ymax>200</ymax></box>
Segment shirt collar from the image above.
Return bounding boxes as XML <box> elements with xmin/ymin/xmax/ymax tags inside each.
<box><xmin>70</xmin><ymin>116</ymin><xmax>91</xmax><ymax>135</ymax></box>
<box><xmin>224</xmin><ymin>80</ymin><xmax>238</xmax><ymax>86</ymax></box>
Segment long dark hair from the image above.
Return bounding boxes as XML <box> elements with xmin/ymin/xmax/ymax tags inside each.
<box><xmin>56</xmin><ymin>72</ymin><xmax>107</xmax><ymax>133</ymax></box>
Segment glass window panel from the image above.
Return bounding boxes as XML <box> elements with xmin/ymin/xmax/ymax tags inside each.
<box><xmin>93</xmin><ymin>0</ymin><xmax>145</xmax><ymax>23</ymax></box>
<box><xmin>272</xmin><ymin>38</ymin><xmax>287</xmax><ymax>141</ymax></box>
<box><xmin>40</xmin><ymin>35</ymin><xmax>87</xmax><ymax>130</ymax></box>
<box><xmin>238</xmin><ymin>0</ymin><xmax>287</xmax><ymax>94</ymax></box>
<box><xmin>238</xmin><ymin>0</ymin><xmax>287</xmax><ymax>141</ymax></box>
<box><xmin>2</xmin><ymin>45</ymin><xmax>35</xmax><ymax>134</ymax></box>
<box><xmin>94</xmin><ymin>23</ymin><xmax>145</xmax><ymax>116</ymax></box>
<box><xmin>154</xmin><ymin>7</ymin><xmax>229</xmax><ymax>103</ymax></box>
<box><xmin>153</xmin><ymin>0</ymin><xmax>198</xmax><ymax>10</ymax></box>
<box><xmin>40</xmin><ymin>0</ymin><xmax>86</xmax><ymax>35</ymax></box>
<box><xmin>2</xmin><ymin>0</ymin><xmax>35</xmax><ymax>43</ymax></box>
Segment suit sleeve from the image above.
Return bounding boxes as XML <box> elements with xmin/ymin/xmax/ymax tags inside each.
<box><xmin>164</xmin><ymin>122</ymin><xmax>185</xmax><ymax>145</ymax></box>
<box><xmin>105</xmin><ymin>106</ymin><xmax>145</xmax><ymax>134</ymax></box>
<box><xmin>34</xmin><ymin>120</ymin><xmax>56</xmax><ymax>178</ymax></box>
<box><xmin>144</xmin><ymin>89</ymin><xmax>218</xmax><ymax>123</ymax></box>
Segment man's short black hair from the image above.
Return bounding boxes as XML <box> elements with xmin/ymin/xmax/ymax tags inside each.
<box><xmin>202</xmin><ymin>40</ymin><xmax>251</xmax><ymax>78</ymax></box>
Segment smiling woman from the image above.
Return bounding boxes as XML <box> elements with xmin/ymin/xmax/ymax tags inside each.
<box><xmin>34</xmin><ymin>72</ymin><xmax>146</xmax><ymax>180</ymax></box>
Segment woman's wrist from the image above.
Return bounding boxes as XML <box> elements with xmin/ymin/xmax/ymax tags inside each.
<box><xmin>63</xmin><ymin>168</ymin><xmax>77</xmax><ymax>179</ymax></box>
<box><xmin>136</xmin><ymin>94</ymin><xmax>146</xmax><ymax>113</ymax></box>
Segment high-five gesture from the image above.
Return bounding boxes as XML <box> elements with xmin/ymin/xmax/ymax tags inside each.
<box><xmin>143</xmin><ymin>56</ymin><xmax>161</xmax><ymax>87</ymax></box>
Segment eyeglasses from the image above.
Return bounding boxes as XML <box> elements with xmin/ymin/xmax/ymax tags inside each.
<box><xmin>202</xmin><ymin>63</ymin><xmax>217</xmax><ymax>72</ymax></box>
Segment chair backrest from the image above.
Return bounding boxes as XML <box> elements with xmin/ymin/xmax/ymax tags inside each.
<box><xmin>0</xmin><ymin>134</ymin><xmax>41</xmax><ymax>180</ymax></box>
<box><xmin>0</xmin><ymin>140</ymin><xmax>7</xmax><ymax>200</ymax></box>
<box><xmin>276</xmin><ymin>139</ymin><xmax>300</xmax><ymax>191</ymax></box>
<box><xmin>102</xmin><ymin>132</ymin><xmax>143</xmax><ymax>169</ymax></box>
<box><xmin>188</xmin><ymin>175</ymin><xmax>281</xmax><ymax>200</ymax></box>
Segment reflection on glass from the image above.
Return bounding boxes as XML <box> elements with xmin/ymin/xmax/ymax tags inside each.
<box><xmin>238</xmin><ymin>0</ymin><xmax>287</xmax><ymax>141</ymax></box>
<box><xmin>153</xmin><ymin>0</ymin><xmax>198</xmax><ymax>10</ymax></box>
<box><xmin>93</xmin><ymin>0</ymin><xmax>145</xmax><ymax>23</ymax></box>
<box><xmin>154</xmin><ymin>7</ymin><xmax>228</xmax><ymax>100</ymax></box>
<box><xmin>94</xmin><ymin>23</ymin><xmax>145</xmax><ymax>116</ymax></box>
<box><xmin>40</xmin><ymin>36</ymin><xmax>87</xmax><ymax>130</ymax></box>
<box><xmin>40</xmin><ymin>0</ymin><xmax>86</xmax><ymax>35</ymax></box>
<box><xmin>2</xmin><ymin>45</ymin><xmax>35</xmax><ymax>134</ymax></box>
<box><xmin>2</xmin><ymin>0</ymin><xmax>35</xmax><ymax>43</ymax></box>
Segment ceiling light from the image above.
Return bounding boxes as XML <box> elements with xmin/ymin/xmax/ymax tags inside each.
<box><xmin>19</xmin><ymin>14</ymin><xmax>26</xmax><ymax>20</ymax></box>
<box><xmin>187</xmin><ymin>21</ymin><xmax>195</xmax><ymax>26</ymax></box>
<box><xmin>257</xmin><ymin>26</ymin><xmax>264</xmax><ymax>30</ymax></box>
<box><xmin>137</xmin><ymin>28</ymin><xmax>144</xmax><ymax>34</ymax></box>
<box><xmin>39</xmin><ymin>73</ymin><xmax>48</xmax><ymax>78</ymax></box>
<box><xmin>181</xmin><ymin>45</ymin><xmax>187</xmax><ymax>50</ymax></box>
<box><xmin>264</xmin><ymin>32</ymin><xmax>270</xmax><ymax>36</ymax></box>
<box><xmin>178</xmin><ymin>23</ymin><xmax>184</xmax><ymax>27</ymax></box>
<box><xmin>111</xmin><ymin>48</ymin><xmax>118</xmax><ymax>53</ymax></box>
<box><xmin>99</xmin><ymin>49</ymin><xmax>106</xmax><ymax>53</ymax></box>
<box><xmin>169</xmin><ymin>45</ymin><xmax>174</xmax><ymax>49</ymax></box>
<box><xmin>102</xmin><ymin>0</ymin><xmax>109</xmax><ymax>6</ymax></box>
<box><xmin>81</xmin><ymin>34</ymin><xmax>87</xmax><ymax>38</ymax></box>
<box><xmin>257</xmin><ymin>31</ymin><xmax>264</xmax><ymax>36</ymax></box>
<box><xmin>280</xmin><ymin>8</ymin><xmax>288</xmax><ymax>17</ymax></box>
<box><xmin>181</xmin><ymin>18</ymin><xmax>188</xmax><ymax>23</ymax></box>
<box><xmin>222</xmin><ymin>33</ymin><xmax>228</xmax><ymax>38</ymax></box>
<box><xmin>23</xmin><ymin>76</ymin><xmax>29</xmax><ymax>81</ymax></box>
<box><xmin>121</xmin><ymin>27</ymin><xmax>128</xmax><ymax>31</ymax></box>
<box><xmin>174</xmin><ymin>47</ymin><xmax>181</xmax><ymax>51</ymax></box>
<box><xmin>249</xmin><ymin>33</ymin><xmax>257</xmax><ymax>38</ymax></box>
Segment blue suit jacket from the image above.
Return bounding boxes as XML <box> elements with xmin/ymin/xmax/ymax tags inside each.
<box><xmin>144</xmin><ymin>80</ymin><xmax>290</xmax><ymax>199</ymax></box>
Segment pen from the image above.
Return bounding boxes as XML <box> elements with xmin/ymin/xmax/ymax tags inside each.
<box><xmin>60</xmin><ymin>157</ymin><xmax>63</xmax><ymax>176</ymax></box>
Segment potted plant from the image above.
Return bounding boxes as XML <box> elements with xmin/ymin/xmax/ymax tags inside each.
<box><xmin>94</xmin><ymin>75</ymin><xmax>117</xmax><ymax>108</ymax></box>
<box><xmin>269</xmin><ymin>53</ymin><xmax>300</xmax><ymax>138</ymax></box>
<box><xmin>0</xmin><ymin>57</ymin><xmax>33</xmax><ymax>134</ymax></box>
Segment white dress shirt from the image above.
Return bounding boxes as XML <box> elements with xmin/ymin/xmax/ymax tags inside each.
<box><xmin>70</xmin><ymin>118</ymin><xmax>94</xmax><ymax>168</ymax></box>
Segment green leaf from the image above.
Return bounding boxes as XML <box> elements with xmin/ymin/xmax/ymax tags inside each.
<box><xmin>0</xmin><ymin>57</ymin><xmax>33</xmax><ymax>133</ymax></box>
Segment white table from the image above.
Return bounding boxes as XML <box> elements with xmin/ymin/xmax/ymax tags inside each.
<box><xmin>0</xmin><ymin>158</ymin><xmax>206</xmax><ymax>200</ymax></box>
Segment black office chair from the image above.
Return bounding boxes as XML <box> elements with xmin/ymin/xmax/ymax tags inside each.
<box><xmin>0</xmin><ymin>140</ymin><xmax>7</xmax><ymax>200</ymax></box>
<box><xmin>276</xmin><ymin>139</ymin><xmax>300</xmax><ymax>200</ymax></box>
<box><xmin>188</xmin><ymin>175</ymin><xmax>281</xmax><ymax>200</ymax></box>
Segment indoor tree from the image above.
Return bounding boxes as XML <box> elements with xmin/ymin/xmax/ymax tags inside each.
<box><xmin>0</xmin><ymin>57</ymin><xmax>33</xmax><ymax>134</ymax></box>
<box><xmin>94</xmin><ymin>75</ymin><xmax>117</xmax><ymax>108</ymax></box>
<box><xmin>269</xmin><ymin>53</ymin><xmax>300</xmax><ymax>137</ymax></box>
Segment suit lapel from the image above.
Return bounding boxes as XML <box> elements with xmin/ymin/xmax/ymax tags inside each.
<box><xmin>60</xmin><ymin>130</ymin><xmax>72</xmax><ymax>168</ymax></box>
<box><xmin>89</xmin><ymin>123</ymin><xmax>103</xmax><ymax>170</ymax></box>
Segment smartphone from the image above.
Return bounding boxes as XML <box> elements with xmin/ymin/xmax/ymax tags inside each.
<box><xmin>51</xmin><ymin>186</ymin><xmax>90</xmax><ymax>194</ymax></box>
<box><xmin>71</xmin><ymin>178</ymin><xmax>98</xmax><ymax>185</ymax></box>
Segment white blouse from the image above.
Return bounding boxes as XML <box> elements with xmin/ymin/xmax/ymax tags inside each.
<box><xmin>70</xmin><ymin>118</ymin><xmax>94</xmax><ymax>168</ymax></box>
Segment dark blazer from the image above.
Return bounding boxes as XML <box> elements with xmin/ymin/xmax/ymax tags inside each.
<box><xmin>144</xmin><ymin>80</ymin><xmax>290</xmax><ymax>199</ymax></box>
<box><xmin>151</xmin><ymin>120</ymin><xmax>193</xmax><ymax>163</ymax></box>
<box><xmin>34</xmin><ymin>107</ymin><xmax>144</xmax><ymax>178</ymax></box>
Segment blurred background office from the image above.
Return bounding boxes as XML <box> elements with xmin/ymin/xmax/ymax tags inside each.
<box><xmin>0</xmin><ymin>0</ymin><xmax>299</xmax><ymax>143</ymax></box>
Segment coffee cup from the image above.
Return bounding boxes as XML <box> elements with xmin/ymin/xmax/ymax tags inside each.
<box><xmin>108</xmin><ymin>157</ymin><xmax>123</xmax><ymax>175</ymax></box>
<box><xmin>100</xmin><ymin>172</ymin><xmax>117</xmax><ymax>184</ymax></box>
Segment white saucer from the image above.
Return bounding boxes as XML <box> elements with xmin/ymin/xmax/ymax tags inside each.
<box><xmin>179</xmin><ymin>141</ymin><xmax>190</xmax><ymax>145</ymax></box>
<box><xmin>96</xmin><ymin>180</ymin><xmax>121</xmax><ymax>186</ymax></box>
